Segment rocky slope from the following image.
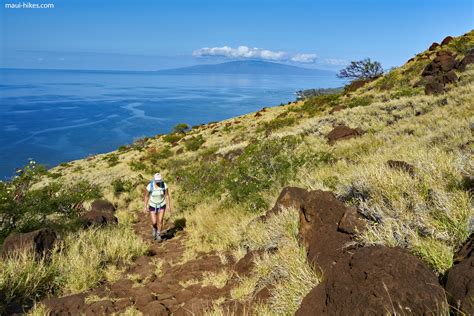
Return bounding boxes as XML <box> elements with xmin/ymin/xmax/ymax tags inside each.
<box><xmin>1</xmin><ymin>30</ymin><xmax>473</xmax><ymax>315</ymax></box>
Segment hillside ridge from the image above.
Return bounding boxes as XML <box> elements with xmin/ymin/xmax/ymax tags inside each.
<box><xmin>1</xmin><ymin>30</ymin><xmax>473</xmax><ymax>315</ymax></box>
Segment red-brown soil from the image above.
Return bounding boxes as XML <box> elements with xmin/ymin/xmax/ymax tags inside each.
<box><xmin>40</xmin><ymin>212</ymin><xmax>256</xmax><ymax>315</ymax></box>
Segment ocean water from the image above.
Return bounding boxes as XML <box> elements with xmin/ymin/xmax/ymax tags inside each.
<box><xmin>0</xmin><ymin>68</ymin><xmax>342</xmax><ymax>178</ymax></box>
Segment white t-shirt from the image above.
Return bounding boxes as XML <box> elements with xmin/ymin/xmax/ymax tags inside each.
<box><xmin>146</xmin><ymin>182</ymin><xmax>168</xmax><ymax>208</ymax></box>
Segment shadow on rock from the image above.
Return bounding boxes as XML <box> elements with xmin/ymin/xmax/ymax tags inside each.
<box><xmin>161</xmin><ymin>217</ymin><xmax>186</xmax><ymax>240</ymax></box>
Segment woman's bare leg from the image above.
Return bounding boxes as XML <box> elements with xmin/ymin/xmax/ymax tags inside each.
<box><xmin>150</xmin><ymin>211</ymin><xmax>157</xmax><ymax>227</ymax></box>
<box><xmin>157</xmin><ymin>208</ymin><xmax>165</xmax><ymax>234</ymax></box>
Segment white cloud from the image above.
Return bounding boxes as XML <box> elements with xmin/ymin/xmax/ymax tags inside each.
<box><xmin>323</xmin><ymin>58</ymin><xmax>347</xmax><ymax>66</ymax></box>
<box><xmin>192</xmin><ymin>45</ymin><xmax>351</xmax><ymax>68</ymax></box>
<box><xmin>193</xmin><ymin>46</ymin><xmax>287</xmax><ymax>61</ymax></box>
<box><xmin>291</xmin><ymin>53</ymin><xmax>318</xmax><ymax>63</ymax></box>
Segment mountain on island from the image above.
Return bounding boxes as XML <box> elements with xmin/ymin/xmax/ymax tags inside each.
<box><xmin>155</xmin><ymin>60</ymin><xmax>335</xmax><ymax>76</ymax></box>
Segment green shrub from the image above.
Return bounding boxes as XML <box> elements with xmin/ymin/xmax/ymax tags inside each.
<box><xmin>346</xmin><ymin>95</ymin><xmax>373</xmax><ymax>108</ymax></box>
<box><xmin>103</xmin><ymin>153</ymin><xmax>119</xmax><ymax>167</ymax></box>
<box><xmin>163</xmin><ymin>133</ymin><xmax>184</xmax><ymax>144</ymax></box>
<box><xmin>173</xmin><ymin>123</ymin><xmax>190</xmax><ymax>134</ymax></box>
<box><xmin>0</xmin><ymin>163</ymin><xmax>101</xmax><ymax>241</ymax></box>
<box><xmin>112</xmin><ymin>178</ymin><xmax>133</xmax><ymax>196</ymax></box>
<box><xmin>170</xmin><ymin>135</ymin><xmax>334</xmax><ymax>213</ymax></box>
<box><xmin>390</xmin><ymin>87</ymin><xmax>421</xmax><ymax>99</ymax></box>
<box><xmin>296</xmin><ymin>93</ymin><xmax>341</xmax><ymax>116</ymax></box>
<box><xmin>375</xmin><ymin>69</ymin><xmax>399</xmax><ymax>90</ymax></box>
<box><xmin>118</xmin><ymin>145</ymin><xmax>130</xmax><ymax>152</ymax></box>
<box><xmin>257</xmin><ymin>117</ymin><xmax>297</xmax><ymax>135</ymax></box>
<box><xmin>184</xmin><ymin>135</ymin><xmax>205</xmax><ymax>151</ymax></box>
<box><xmin>46</xmin><ymin>172</ymin><xmax>62</xmax><ymax>179</ymax></box>
<box><xmin>224</xmin><ymin>137</ymin><xmax>333</xmax><ymax>211</ymax></box>
<box><xmin>147</xmin><ymin>147</ymin><xmax>173</xmax><ymax>164</ymax></box>
<box><xmin>128</xmin><ymin>160</ymin><xmax>148</xmax><ymax>172</ymax></box>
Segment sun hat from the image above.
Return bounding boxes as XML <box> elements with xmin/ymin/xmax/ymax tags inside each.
<box><xmin>154</xmin><ymin>173</ymin><xmax>163</xmax><ymax>182</ymax></box>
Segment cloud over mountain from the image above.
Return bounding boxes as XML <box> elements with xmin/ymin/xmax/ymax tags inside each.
<box><xmin>193</xmin><ymin>46</ymin><xmax>318</xmax><ymax>64</ymax></box>
<box><xmin>291</xmin><ymin>53</ymin><xmax>318</xmax><ymax>63</ymax></box>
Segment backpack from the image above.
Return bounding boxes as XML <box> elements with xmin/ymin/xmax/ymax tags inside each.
<box><xmin>149</xmin><ymin>180</ymin><xmax>166</xmax><ymax>194</ymax></box>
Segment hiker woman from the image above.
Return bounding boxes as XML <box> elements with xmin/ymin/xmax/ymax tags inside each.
<box><xmin>143</xmin><ymin>173</ymin><xmax>172</xmax><ymax>242</ymax></box>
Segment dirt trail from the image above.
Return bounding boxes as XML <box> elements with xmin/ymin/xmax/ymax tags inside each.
<box><xmin>41</xmin><ymin>213</ymin><xmax>245</xmax><ymax>315</ymax></box>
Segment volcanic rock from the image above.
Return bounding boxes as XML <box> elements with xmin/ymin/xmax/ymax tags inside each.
<box><xmin>429</xmin><ymin>42</ymin><xmax>440</xmax><ymax>51</ymax></box>
<box><xmin>1</xmin><ymin>228</ymin><xmax>57</xmax><ymax>259</ymax></box>
<box><xmin>90</xmin><ymin>199</ymin><xmax>116</xmax><ymax>213</ymax></box>
<box><xmin>457</xmin><ymin>48</ymin><xmax>474</xmax><ymax>71</ymax></box>
<box><xmin>296</xmin><ymin>246</ymin><xmax>448</xmax><ymax>315</ymax></box>
<box><xmin>441</xmin><ymin>36</ymin><xmax>454</xmax><ymax>46</ymax></box>
<box><xmin>298</xmin><ymin>190</ymin><xmax>361</xmax><ymax>271</ymax></box>
<box><xmin>80</xmin><ymin>210</ymin><xmax>118</xmax><ymax>228</ymax></box>
<box><xmin>327</xmin><ymin>125</ymin><xmax>363</xmax><ymax>145</ymax></box>
<box><xmin>445</xmin><ymin>234</ymin><xmax>474</xmax><ymax>315</ymax></box>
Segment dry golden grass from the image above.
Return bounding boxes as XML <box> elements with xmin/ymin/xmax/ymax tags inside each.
<box><xmin>17</xmin><ymin>40</ymin><xmax>473</xmax><ymax>314</ymax></box>
<box><xmin>0</xmin><ymin>252</ymin><xmax>57</xmax><ymax>311</ymax></box>
<box><xmin>26</xmin><ymin>303</ymin><xmax>50</xmax><ymax>316</ymax></box>
<box><xmin>118</xmin><ymin>305</ymin><xmax>143</xmax><ymax>316</ymax></box>
<box><xmin>201</xmin><ymin>270</ymin><xmax>232</xmax><ymax>289</ymax></box>
<box><xmin>291</xmin><ymin>77</ymin><xmax>473</xmax><ymax>272</ymax></box>
<box><xmin>180</xmin><ymin>201</ymin><xmax>257</xmax><ymax>260</ymax></box>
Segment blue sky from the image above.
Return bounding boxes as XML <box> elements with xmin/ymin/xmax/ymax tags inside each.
<box><xmin>1</xmin><ymin>0</ymin><xmax>473</xmax><ymax>70</ymax></box>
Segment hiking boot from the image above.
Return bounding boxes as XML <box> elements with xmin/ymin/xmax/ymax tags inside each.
<box><xmin>156</xmin><ymin>234</ymin><xmax>162</xmax><ymax>242</ymax></box>
<box><xmin>152</xmin><ymin>228</ymin><xmax>158</xmax><ymax>240</ymax></box>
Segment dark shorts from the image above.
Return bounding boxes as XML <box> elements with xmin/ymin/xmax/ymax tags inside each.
<box><xmin>148</xmin><ymin>205</ymin><xmax>166</xmax><ymax>213</ymax></box>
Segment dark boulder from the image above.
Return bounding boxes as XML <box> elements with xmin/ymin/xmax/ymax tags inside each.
<box><xmin>327</xmin><ymin>125</ymin><xmax>363</xmax><ymax>145</ymax></box>
<box><xmin>42</xmin><ymin>293</ymin><xmax>87</xmax><ymax>315</ymax></box>
<box><xmin>257</xmin><ymin>186</ymin><xmax>307</xmax><ymax>222</ymax></box>
<box><xmin>296</xmin><ymin>246</ymin><xmax>448</xmax><ymax>315</ymax></box>
<box><xmin>298</xmin><ymin>190</ymin><xmax>363</xmax><ymax>271</ymax></box>
<box><xmin>442</xmin><ymin>69</ymin><xmax>458</xmax><ymax>84</ymax></box>
<box><xmin>1</xmin><ymin>228</ymin><xmax>57</xmax><ymax>259</ymax></box>
<box><xmin>387</xmin><ymin>160</ymin><xmax>416</xmax><ymax>176</ymax></box>
<box><xmin>445</xmin><ymin>234</ymin><xmax>474</xmax><ymax>315</ymax></box>
<box><xmin>337</xmin><ymin>206</ymin><xmax>366</xmax><ymax>235</ymax></box>
<box><xmin>457</xmin><ymin>48</ymin><xmax>474</xmax><ymax>71</ymax></box>
<box><xmin>233</xmin><ymin>250</ymin><xmax>264</xmax><ymax>277</ymax></box>
<box><xmin>424</xmin><ymin>76</ymin><xmax>445</xmax><ymax>95</ymax></box>
<box><xmin>422</xmin><ymin>51</ymin><xmax>457</xmax><ymax>76</ymax></box>
<box><xmin>257</xmin><ymin>187</ymin><xmax>366</xmax><ymax>272</ymax></box>
<box><xmin>90</xmin><ymin>199</ymin><xmax>116</xmax><ymax>213</ymax></box>
<box><xmin>436</xmin><ymin>51</ymin><xmax>457</xmax><ymax>72</ymax></box>
<box><xmin>141</xmin><ymin>301</ymin><xmax>169</xmax><ymax>316</ymax></box>
<box><xmin>441</xmin><ymin>36</ymin><xmax>454</xmax><ymax>46</ymax></box>
<box><xmin>80</xmin><ymin>210</ymin><xmax>118</xmax><ymax>228</ymax></box>
<box><xmin>419</xmin><ymin>50</ymin><xmax>462</xmax><ymax>95</ymax></box>
<box><xmin>428</xmin><ymin>42</ymin><xmax>440</xmax><ymax>51</ymax></box>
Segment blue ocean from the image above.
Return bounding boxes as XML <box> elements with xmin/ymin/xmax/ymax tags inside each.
<box><xmin>0</xmin><ymin>68</ymin><xmax>342</xmax><ymax>178</ymax></box>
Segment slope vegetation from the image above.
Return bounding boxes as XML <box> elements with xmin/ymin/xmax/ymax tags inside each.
<box><xmin>1</xmin><ymin>30</ymin><xmax>473</xmax><ymax>315</ymax></box>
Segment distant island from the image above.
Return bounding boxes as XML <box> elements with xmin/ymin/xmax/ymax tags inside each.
<box><xmin>155</xmin><ymin>60</ymin><xmax>335</xmax><ymax>76</ymax></box>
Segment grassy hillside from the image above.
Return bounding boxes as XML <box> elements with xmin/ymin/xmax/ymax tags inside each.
<box><xmin>2</xmin><ymin>30</ymin><xmax>473</xmax><ymax>314</ymax></box>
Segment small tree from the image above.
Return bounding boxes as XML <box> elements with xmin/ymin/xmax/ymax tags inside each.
<box><xmin>172</xmin><ymin>123</ymin><xmax>190</xmax><ymax>134</ymax></box>
<box><xmin>337</xmin><ymin>58</ymin><xmax>383</xmax><ymax>81</ymax></box>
